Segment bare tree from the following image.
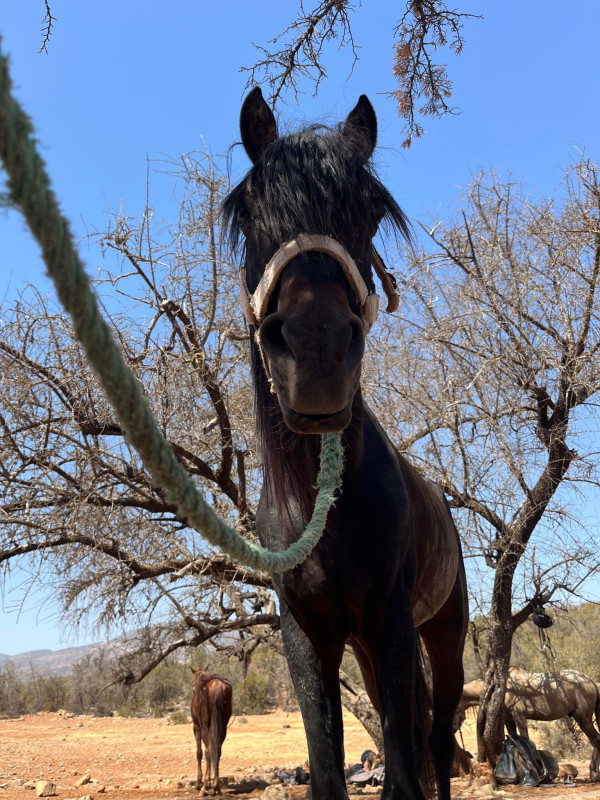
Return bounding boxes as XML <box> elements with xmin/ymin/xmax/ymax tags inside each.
<box><xmin>365</xmin><ymin>155</ymin><xmax>600</xmax><ymax>763</ymax></box>
<box><xmin>0</xmin><ymin>152</ymin><xmax>278</xmax><ymax>682</ymax></box>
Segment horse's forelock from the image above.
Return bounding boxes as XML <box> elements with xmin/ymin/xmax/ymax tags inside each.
<box><xmin>222</xmin><ymin>125</ymin><xmax>411</xmax><ymax>258</ymax></box>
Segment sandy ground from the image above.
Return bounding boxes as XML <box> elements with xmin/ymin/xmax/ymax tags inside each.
<box><xmin>0</xmin><ymin>710</ymin><xmax>597</xmax><ymax>800</ymax></box>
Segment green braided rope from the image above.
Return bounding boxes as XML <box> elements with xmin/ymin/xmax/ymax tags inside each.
<box><xmin>0</xmin><ymin>43</ymin><xmax>344</xmax><ymax>573</ymax></box>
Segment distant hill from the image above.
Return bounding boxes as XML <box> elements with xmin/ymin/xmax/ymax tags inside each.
<box><xmin>0</xmin><ymin>639</ymin><xmax>128</xmax><ymax>676</ymax></box>
<box><xmin>0</xmin><ymin>628</ymin><xmax>230</xmax><ymax>678</ymax></box>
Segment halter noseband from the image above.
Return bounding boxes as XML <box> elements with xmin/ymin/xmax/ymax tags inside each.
<box><xmin>239</xmin><ymin>234</ymin><xmax>398</xmax><ymax>334</ymax></box>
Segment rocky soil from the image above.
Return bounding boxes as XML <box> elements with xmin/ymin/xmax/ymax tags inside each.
<box><xmin>0</xmin><ymin>710</ymin><xmax>596</xmax><ymax>800</ymax></box>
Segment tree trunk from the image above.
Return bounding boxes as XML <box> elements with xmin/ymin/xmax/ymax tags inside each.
<box><xmin>476</xmin><ymin>552</ymin><xmax>517</xmax><ymax>765</ymax></box>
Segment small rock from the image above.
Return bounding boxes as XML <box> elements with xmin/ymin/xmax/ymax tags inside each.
<box><xmin>35</xmin><ymin>781</ymin><xmax>57</xmax><ymax>797</ymax></box>
<box><xmin>1</xmin><ymin>779</ymin><xmax>26</xmax><ymax>790</ymax></box>
<box><xmin>260</xmin><ymin>785</ymin><xmax>291</xmax><ymax>800</ymax></box>
<box><xmin>473</xmin><ymin>784</ymin><xmax>496</xmax><ymax>798</ymax></box>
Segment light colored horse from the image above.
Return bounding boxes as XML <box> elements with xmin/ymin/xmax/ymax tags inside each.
<box><xmin>457</xmin><ymin>668</ymin><xmax>600</xmax><ymax>781</ymax></box>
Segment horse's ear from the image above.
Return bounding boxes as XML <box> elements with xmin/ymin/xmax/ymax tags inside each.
<box><xmin>342</xmin><ymin>95</ymin><xmax>377</xmax><ymax>161</ymax></box>
<box><xmin>240</xmin><ymin>87</ymin><xmax>278</xmax><ymax>163</ymax></box>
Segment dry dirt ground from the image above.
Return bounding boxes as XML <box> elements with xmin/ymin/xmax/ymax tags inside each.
<box><xmin>0</xmin><ymin>711</ymin><xmax>597</xmax><ymax>800</ymax></box>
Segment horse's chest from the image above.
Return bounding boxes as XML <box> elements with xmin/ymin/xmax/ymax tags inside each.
<box><xmin>277</xmin><ymin>535</ymin><xmax>401</xmax><ymax>638</ymax></box>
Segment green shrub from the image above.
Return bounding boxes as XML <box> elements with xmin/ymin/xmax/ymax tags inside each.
<box><xmin>168</xmin><ymin>710</ymin><xmax>190</xmax><ymax>724</ymax></box>
<box><xmin>536</xmin><ymin>719</ymin><xmax>588</xmax><ymax>760</ymax></box>
<box><xmin>232</xmin><ymin>670</ymin><xmax>268</xmax><ymax>715</ymax></box>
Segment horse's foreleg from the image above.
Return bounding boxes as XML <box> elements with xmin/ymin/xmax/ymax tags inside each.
<box><xmin>511</xmin><ymin>714</ymin><xmax>529</xmax><ymax>739</ymax></box>
<box><xmin>420</xmin><ymin>578</ymin><xmax>468</xmax><ymax>800</ymax></box>
<box><xmin>279</xmin><ymin>603</ymin><xmax>348</xmax><ymax>800</ymax></box>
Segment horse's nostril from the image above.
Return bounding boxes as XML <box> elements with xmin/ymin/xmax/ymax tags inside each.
<box><xmin>260</xmin><ymin>316</ymin><xmax>289</xmax><ymax>357</ymax></box>
<box><xmin>346</xmin><ymin>318</ymin><xmax>365</xmax><ymax>366</ymax></box>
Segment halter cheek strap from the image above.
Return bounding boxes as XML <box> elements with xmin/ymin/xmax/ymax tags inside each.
<box><xmin>239</xmin><ymin>234</ymin><xmax>391</xmax><ymax>334</ymax></box>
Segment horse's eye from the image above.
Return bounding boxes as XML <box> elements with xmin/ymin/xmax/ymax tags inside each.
<box><xmin>238</xmin><ymin>211</ymin><xmax>251</xmax><ymax>237</ymax></box>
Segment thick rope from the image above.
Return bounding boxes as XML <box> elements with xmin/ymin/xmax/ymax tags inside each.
<box><xmin>0</xmin><ymin>43</ymin><xmax>344</xmax><ymax>574</ymax></box>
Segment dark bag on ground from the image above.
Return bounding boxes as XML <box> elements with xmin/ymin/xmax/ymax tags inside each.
<box><xmin>494</xmin><ymin>734</ymin><xmax>550</xmax><ymax>787</ymax></box>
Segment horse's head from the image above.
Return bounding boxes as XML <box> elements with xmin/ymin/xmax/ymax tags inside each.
<box><xmin>224</xmin><ymin>88</ymin><xmax>409</xmax><ymax>434</ymax></box>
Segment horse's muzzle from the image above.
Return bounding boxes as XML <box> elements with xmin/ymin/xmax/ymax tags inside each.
<box><xmin>279</xmin><ymin>400</ymin><xmax>353</xmax><ymax>433</ymax></box>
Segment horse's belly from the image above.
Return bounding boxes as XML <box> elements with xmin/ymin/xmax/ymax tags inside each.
<box><xmin>412</xmin><ymin>527</ymin><xmax>459</xmax><ymax>627</ymax></box>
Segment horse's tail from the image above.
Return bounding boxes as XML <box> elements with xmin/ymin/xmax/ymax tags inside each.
<box><xmin>594</xmin><ymin>682</ymin><xmax>600</xmax><ymax>733</ymax></box>
<box><xmin>415</xmin><ymin>637</ymin><xmax>435</xmax><ymax>798</ymax></box>
<box><xmin>210</xmin><ymin>682</ymin><xmax>231</xmax><ymax>768</ymax></box>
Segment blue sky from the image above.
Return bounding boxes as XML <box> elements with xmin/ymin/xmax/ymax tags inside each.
<box><xmin>1</xmin><ymin>1</ymin><xmax>599</xmax><ymax>654</ymax></box>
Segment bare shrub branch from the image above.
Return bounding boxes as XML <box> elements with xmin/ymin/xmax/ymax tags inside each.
<box><xmin>242</xmin><ymin>0</ymin><xmax>358</xmax><ymax>106</ymax></box>
<box><xmin>39</xmin><ymin>1</ymin><xmax>56</xmax><ymax>55</ymax></box>
<box><xmin>392</xmin><ymin>1</ymin><xmax>480</xmax><ymax>146</ymax></box>
<box><xmin>242</xmin><ymin>1</ymin><xmax>480</xmax><ymax>145</ymax></box>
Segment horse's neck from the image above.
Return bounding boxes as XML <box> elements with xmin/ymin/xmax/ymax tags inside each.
<box><xmin>260</xmin><ymin>392</ymin><xmax>377</xmax><ymax>525</ymax></box>
<box><xmin>462</xmin><ymin>680</ymin><xmax>484</xmax><ymax>703</ymax></box>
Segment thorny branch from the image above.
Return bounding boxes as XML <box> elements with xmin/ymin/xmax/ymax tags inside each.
<box><xmin>243</xmin><ymin>1</ymin><xmax>480</xmax><ymax>145</ymax></box>
<box><xmin>392</xmin><ymin>1</ymin><xmax>480</xmax><ymax>146</ymax></box>
<box><xmin>39</xmin><ymin>1</ymin><xmax>56</xmax><ymax>55</ymax></box>
<box><xmin>242</xmin><ymin>1</ymin><xmax>357</xmax><ymax>106</ymax></box>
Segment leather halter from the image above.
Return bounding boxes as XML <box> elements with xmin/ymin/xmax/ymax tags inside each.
<box><xmin>239</xmin><ymin>234</ymin><xmax>398</xmax><ymax>334</ymax></box>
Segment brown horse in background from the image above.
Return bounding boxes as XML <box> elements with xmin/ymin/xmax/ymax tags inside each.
<box><xmin>191</xmin><ymin>668</ymin><xmax>233</xmax><ymax>795</ymax></box>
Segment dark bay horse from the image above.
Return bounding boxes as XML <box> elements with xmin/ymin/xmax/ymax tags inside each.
<box><xmin>223</xmin><ymin>87</ymin><xmax>468</xmax><ymax>800</ymax></box>
<box><xmin>191</xmin><ymin>668</ymin><xmax>233</xmax><ymax>795</ymax></box>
